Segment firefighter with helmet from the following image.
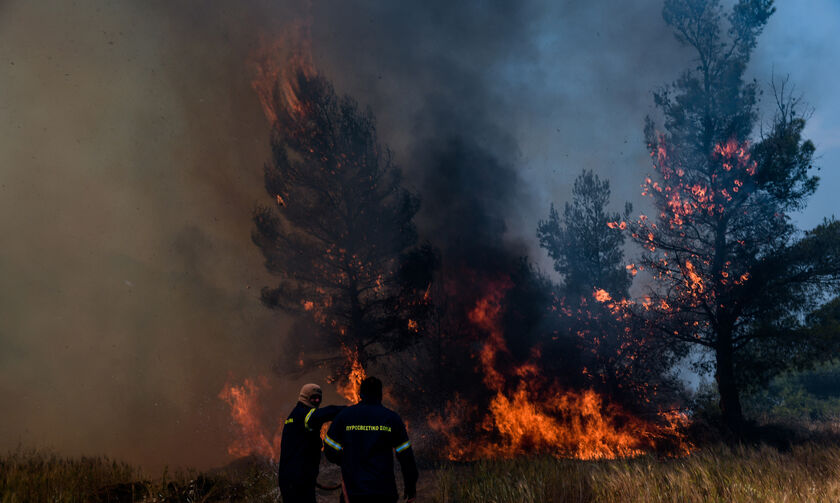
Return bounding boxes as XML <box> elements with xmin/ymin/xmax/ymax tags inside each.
<box><xmin>324</xmin><ymin>376</ymin><xmax>418</xmax><ymax>503</ymax></box>
<box><xmin>278</xmin><ymin>383</ymin><xmax>345</xmax><ymax>503</ymax></box>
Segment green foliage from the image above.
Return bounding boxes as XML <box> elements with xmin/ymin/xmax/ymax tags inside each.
<box><xmin>537</xmin><ymin>169</ymin><xmax>633</xmax><ymax>299</ymax></box>
<box><xmin>634</xmin><ymin>0</ymin><xmax>838</xmax><ymax>431</ymax></box>
<box><xmin>658</xmin><ymin>0</ymin><xmax>773</xmax><ymax>158</ymax></box>
<box><xmin>737</xmin><ymin>225</ymin><xmax>840</xmax><ymax>390</ymax></box>
<box><xmin>744</xmin><ymin>360</ymin><xmax>840</xmax><ymax>423</ymax></box>
<box><xmin>752</xmin><ymin>83</ymin><xmax>818</xmax><ymax>210</ymax></box>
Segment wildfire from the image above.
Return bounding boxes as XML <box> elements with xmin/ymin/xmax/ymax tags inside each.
<box><xmin>628</xmin><ymin>135</ymin><xmax>761</xmax><ymax>325</ymax></box>
<box><xmin>430</xmin><ymin>281</ymin><xmax>693</xmax><ymax>461</ymax></box>
<box><xmin>334</xmin><ymin>347</ymin><xmax>367</xmax><ymax>403</ymax></box>
<box><xmin>593</xmin><ymin>288</ymin><xmax>612</xmax><ymax>303</ymax></box>
<box><xmin>219</xmin><ymin>346</ymin><xmax>366</xmax><ymax>460</ymax></box>
<box><xmin>251</xmin><ymin>22</ymin><xmax>317</xmax><ymax>125</ymax></box>
<box><xmin>683</xmin><ymin>260</ymin><xmax>704</xmax><ymax>293</ymax></box>
<box><xmin>223</xmin><ymin>28</ymin><xmax>705</xmax><ymax>466</ymax></box>
<box><xmin>469</xmin><ymin>277</ymin><xmax>513</xmax><ymax>391</ymax></box>
<box><xmin>218</xmin><ymin>377</ymin><xmax>281</xmax><ymax>461</ymax></box>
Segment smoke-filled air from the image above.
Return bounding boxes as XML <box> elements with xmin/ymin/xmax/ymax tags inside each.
<box><xmin>2</xmin><ymin>0</ymin><xmax>840</xmax><ymax>501</ymax></box>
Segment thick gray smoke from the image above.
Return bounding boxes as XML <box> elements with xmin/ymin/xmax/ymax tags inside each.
<box><xmin>0</xmin><ymin>0</ymin><xmax>837</xmax><ymax>471</ymax></box>
<box><xmin>306</xmin><ymin>0</ymin><xmax>694</xmax><ymax>266</ymax></box>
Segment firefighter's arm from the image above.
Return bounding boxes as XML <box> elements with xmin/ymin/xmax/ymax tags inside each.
<box><xmin>396</xmin><ymin>448</ymin><xmax>418</xmax><ymax>502</ymax></box>
<box><xmin>392</xmin><ymin>417</ymin><xmax>418</xmax><ymax>500</ymax></box>
<box><xmin>323</xmin><ymin>418</ymin><xmax>343</xmax><ymax>465</ymax></box>
<box><xmin>304</xmin><ymin>405</ymin><xmax>346</xmax><ymax>432</ymax></box>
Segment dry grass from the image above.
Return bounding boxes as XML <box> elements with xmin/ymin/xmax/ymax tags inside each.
<box><xmin>0</xmin><ymin>448</ymin><xmax>139</xmax><ymax>502</ymax></box>
<box><xmin>0</xmin><ymin>449</ymin><xmax>277</xmax><ymax>502</ymax></box>
<box><xmin>432</xmin><ymin>441</ymin><xmax>840</xmax><ymax>503</ymax></box>
<box><xmin>4</xmin><ymin>441</ymin><xmax>840</xmax><ymax>502</ymax></box>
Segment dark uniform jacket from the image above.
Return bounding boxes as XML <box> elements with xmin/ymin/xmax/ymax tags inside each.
<box><xmin>278</xmin><ymin>402</ymin><xmax>345</xmax><ymax>487</ymax></box>
<box><xmin>323</xmin><ymin>400</ymin><xmax>418</xmax><ymax>500</ymax></box>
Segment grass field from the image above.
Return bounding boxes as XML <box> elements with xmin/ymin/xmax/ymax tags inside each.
<box><xmin>3</xmin><ymin>439</ymin><xmax>840</xmax><ymax>502</ymax></box>
<box><xmin>435</xmin><ymin>442</ymin><xmax>840</xmax><ymax>503</ymax></box>
<box><xmin>0</xmin><ymin>449</ymin><xmax>278</xmax><ymax>502</ymax></box>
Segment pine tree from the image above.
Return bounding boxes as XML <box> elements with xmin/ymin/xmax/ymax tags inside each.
<box><xmin>538</xmin><ymin>169</ymin><xmax>633</xmax><ymax>299</ymax></box>
<box><xmin>252</xmin><ymin>69</ymin><xmax>432</xmax><ymax>374</ymax></box>
<box><xmin>632</xmin><ymin>0</ymin><xmax>840</xmax><ymax>432</ymax></box>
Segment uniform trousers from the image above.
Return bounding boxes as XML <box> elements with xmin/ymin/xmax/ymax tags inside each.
<box><xmin>279</xmin><ymin>481</ymin><xmax>317</xmax><ymax>503</ymax></box>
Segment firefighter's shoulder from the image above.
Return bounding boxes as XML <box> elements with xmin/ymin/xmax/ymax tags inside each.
<box><xmin>379</xmin><ymin>405</ymin><xmax>404</xmax><ymax>423</ymax></box>
<box><xmin>339</xmin><ymin>403</ymin><xmax>391</xmax><ymax>425</ymax></box>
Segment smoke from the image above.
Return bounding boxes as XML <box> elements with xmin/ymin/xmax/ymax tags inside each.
<box><xmin>1</xmin><ymin>0</ymin><xmax>837</xmax><ymax>471</ymax></box>
<box><xmin>306</xmin><ymin>0</ymin><xmax>690</xmax><ymax>258</ymax></box>
<box><xmin>0</xmin><ymin>0</ymin><xmax>293</xmax><ymax>471</ymax></box>
<box><xmin>0</xmin><ymin>0</ymin><xmax>680</xmax><ymax>471</ymax></box>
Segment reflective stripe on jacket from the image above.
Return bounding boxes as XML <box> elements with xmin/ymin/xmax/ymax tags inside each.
<box><xmin>278</xmin><ymin>403</ymin><xmax>344</xmax><ymax>486</ymax></box>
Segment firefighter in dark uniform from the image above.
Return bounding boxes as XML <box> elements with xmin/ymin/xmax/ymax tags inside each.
<box><xmin>278</xmin><ymin>383</ymin><xmax>345</xmax><ymax>503</ymax></box>
<box><xmin>324</xmin><ymin>376</ymin><xmax>418</xmax><ymax>503</ymax></box>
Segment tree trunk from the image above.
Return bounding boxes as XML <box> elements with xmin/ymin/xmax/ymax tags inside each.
<box><xmin>715</xmin><ymin>333</ymin><xmax>744</xmax><ymax>436</ymax></box>
<box><xmin>348</xmin><ymin>280</ymin><xmax>368</xmax><ymax>368</ymax></box>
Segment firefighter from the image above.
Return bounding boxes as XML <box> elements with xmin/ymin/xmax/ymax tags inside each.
<box><xmin>324</xmin><ymin>376</ymin><xmax>418</xmax><ymax>503</ymax></box>
<box><xmin>278</xmin><ymin>383</ymin><xmax>345</xmax><ymax>503</ymax></box>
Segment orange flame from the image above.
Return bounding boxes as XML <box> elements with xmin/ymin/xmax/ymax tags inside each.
<box><xmin>218</xmin><ymin>377</ymin><xmax>281</xmax><ymax>460</ymax></box>
<box><xmin>250</xmin><ymin>22</ymin><xmax>317</xmax><ymax>125</ymax></box>
<box><xmin>219</xmin><ymin>346</ymin><xmax>365</xmax><ymax>461</ymax></box>
<box><xmin>430</xmin><ymin>280</ymin><xmax>692</xmax><ymax>460</ymax></box>
<box><xmin>593</xmin><ymin>288</ymin><xmax>612</xmax><ymax>303</ymax></box>
<box><xmin>683</xmin><ymin>260</ymin><xmax>704</xmax><ymax>293</ymax></box>
<box><xmin>334</xmin><ymin>346</ymin><xmax>367</xmax><ymax>403</ymax></box>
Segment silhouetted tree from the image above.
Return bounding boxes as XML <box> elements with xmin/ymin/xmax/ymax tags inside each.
<box><xmin>252</xmin><ymin>69</ymin><xmax>433</xmax><ymax>374</ymax></box>
<box><xmin>538</xmin><ymin>170</ymin><xmax>683</xmax><ymax>410</ymax></box>
<box><xmin>633</xmin><ymin>0</ymin><xmax>840</xmax><ymax>433</ymax></box>
<box><xmin>538</xmin><ymin>169</ymin><xmax>633</xmax><ymax>299</ymax></box>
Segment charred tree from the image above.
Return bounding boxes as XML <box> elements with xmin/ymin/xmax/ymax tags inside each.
<box><xmin>252</xmin><ymin>69</ymin><xmax>433</xmax><ymax>375</ymax></box>
<box><xmin>633</xmin><ymin>0</ymin><xmax>840</xmax><ymax>434</ymax></box>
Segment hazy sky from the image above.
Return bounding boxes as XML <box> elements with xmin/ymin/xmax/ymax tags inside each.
<box><xmin>0</xmin><ymin>0</ymin><xmax>837</xmax><ymax>471</ymax></box>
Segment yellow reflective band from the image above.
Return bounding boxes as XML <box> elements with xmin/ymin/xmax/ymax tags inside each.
<box><xmin>304</xmin><ymin>408</ymin><xmax>316</xmax><ymax>431</ymax></box>
<box><xmin>395</xmin><ymin>440</ymin><xmax>411</xmax><ymax>453</ymax></box>
<box><xmin>324</xmin><ymin>435</ymin><xmax>342</xmax><ymax>451</ymax></box>
<box><xmin>345</xmin><ymin>424</ymin><xmax>392</xmax><ymax>432</ymax></box>
<box><xmin>284</xmin><ymin>418</ymin><xmax>294</xmax><ymax>425</ymax></box>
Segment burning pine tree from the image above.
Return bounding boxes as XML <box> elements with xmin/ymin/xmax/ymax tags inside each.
<box><xmin>629</xmin><ymin>0</ymin><xmax>840</xmax><ymax>433</ymax></box>
<box><xmin>251</xmin><ymin>57</ymin><xmax>433</xmax><ymax>381</ymax></box>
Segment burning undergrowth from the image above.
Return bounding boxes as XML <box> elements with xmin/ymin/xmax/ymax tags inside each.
<box><xmin>220</xmin><ymin>34</ymin><xmax>693</xmax><ymax>464</ymax></box>
<box><xmin>392</xmin><ymin>99</ymin><xmax>691</xmax><ymax>458</ymax></box>
<box><xmin>419</xmin><ymin>272</ymin><xmax>692</xmax><ymax>460</ymax></box>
